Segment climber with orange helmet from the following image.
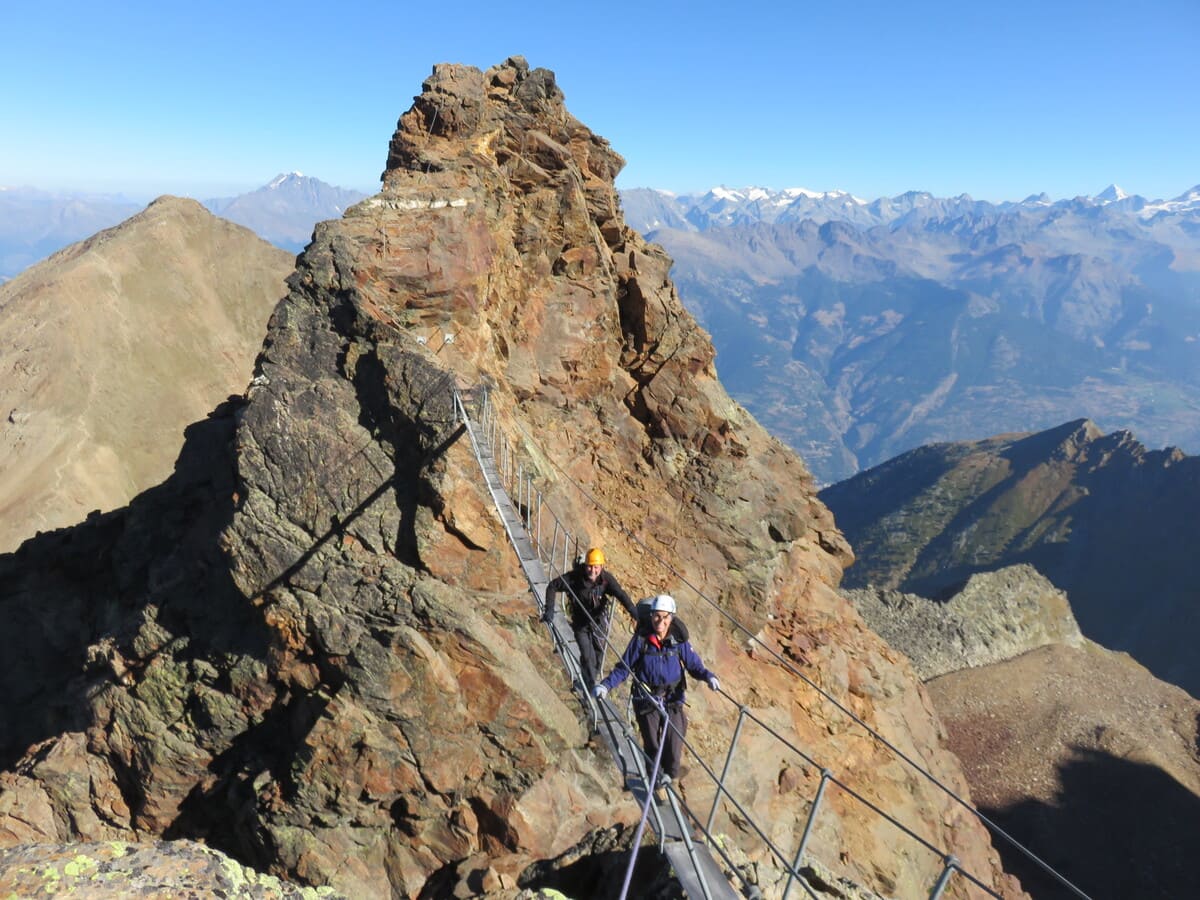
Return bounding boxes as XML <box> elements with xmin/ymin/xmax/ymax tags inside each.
<box><xmin>542</xmin><ymin>547</ymin><xmax>636</xmax><ymax>690</ymax></box>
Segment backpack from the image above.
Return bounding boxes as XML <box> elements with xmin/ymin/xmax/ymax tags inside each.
<box><xmin>634</xmin><ymin>597</ymin><xmax>690</xmax><ymax>643</ymax></box>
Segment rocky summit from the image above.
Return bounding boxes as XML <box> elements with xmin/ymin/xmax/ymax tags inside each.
<box><xmin>0</xmin><ymin>197</ymin><xmax>294</xmax><ymax>553</ymax></box>
<box><xmin>0</xmin><ymin>58</ymin><xmax>1022</xmax><ymax>898</ymax></box>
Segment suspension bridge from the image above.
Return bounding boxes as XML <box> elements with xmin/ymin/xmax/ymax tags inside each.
<box><xmin>449</xmin><ymin>384</ymin><xmax>1090</xmax><ymax>900</ymax></box>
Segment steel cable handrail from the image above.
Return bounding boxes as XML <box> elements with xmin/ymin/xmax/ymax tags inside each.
<box><xmin>458</xmin><ymin>387</ymin><xmax>980</xmax><ymax>897</ymax></box>
<box><xmin>485</xmin><ymin>389</ymin><xmax>1091</xmax><ymax>900</ymax></box>
<box><xmin>454</xmin><ymin>386</ymin><xmax>1087</xmax><ymax>899</ymax></box>
<box><xmin>458</xmin><ymin>388</ymin><xmax>719</xmax><ymax>893</ymax></box>
<box><xmin>466</xmin><ymin>398</ymin><xmax>808</xmax><ymax>898</ymax></box>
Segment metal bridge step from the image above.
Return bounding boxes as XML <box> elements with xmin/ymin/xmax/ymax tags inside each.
<box><xmin>663</xmin><ymin>841</ymin><xmax>741</xmax><ymax>900</ymax></box>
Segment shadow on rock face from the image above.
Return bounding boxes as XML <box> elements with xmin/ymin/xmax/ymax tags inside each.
<box><xmin>0</xmin><ymin>397</ymin><xmax>269</xmax><ymax>769</ymax></box>
<box><xmin>507</xmin><ymin>825</ymin><xmax>683</xmax><ymax>900</ymax></box>
<box><xmin>985</xmin><ymin>747</ymin><xmax>1200</xmax><ymax>899</ymax></box>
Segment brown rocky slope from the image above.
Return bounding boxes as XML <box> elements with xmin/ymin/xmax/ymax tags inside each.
<box><xmin>0</xmin><ymin>197</ymin><xmax>294</xmax><ymax>552</ymax></box>
<box><xmin>928</xmin><ymin>643</ymin><xmax>1200</xmax><ymax>899</ymax></box>
<box><xmin>0</xmin><ymin>58</ymin><xmax>1023</xmax><ymax>898</ymax></box>
<box><xmin>848</xmin><ymin>568</ymin><xmax>1200</xmax><ymax>898</ymax></box>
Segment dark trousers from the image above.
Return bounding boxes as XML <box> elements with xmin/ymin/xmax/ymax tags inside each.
<box><xmin>636</xmin><ymin>702</ymin><xmax>687</xmax><ymax>780</ymax></box>
<box><xmin>573</xmin><ymin>621</ymin><xmax>608</xmax><ymax>689</ymax></box>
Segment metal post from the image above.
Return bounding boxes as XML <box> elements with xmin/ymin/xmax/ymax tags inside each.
<box><xmin>525</xmin><ymin>475</ymin><xmax>533</xmax><ymax>530</ymax></box>
<box><xmin>618</xmin><ymin>701</ymin><xmax>672</xmax><ymax>900</ymax></box>
<box><xmin>526</xmin><ymin>476</ymin><xmax>533</xmax><ymax>531</ymax></box>
<box><xmin>928</xmin><ymin>856</ymin><xmax>959</xmax><ymax>900</ymax></box>
<box><xmin>783</xmin><ymin>769</ymin><xmax>832</xmax><ymax>900</ymax></box>
<box><xmin>535</xmin><ymin>492</ymin><xmax>543</xmax><ymax>561</ymax></box>
<box><xmin>706</xmin><ymin>706</ymin><xmax>749</xmax><ymax>834</ymax></box>
<box><xmin>549</xmin><ymin>521</ymin><xmax>561</xmax><ymax>575</ymax></box>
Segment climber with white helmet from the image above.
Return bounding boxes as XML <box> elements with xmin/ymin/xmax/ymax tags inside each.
<box><xmin>594</xmin><ymin>593</ymin><xmax>720</xmax><ymax>801</ymax></box>
<box><xmin>542</xmin><ymin>547</ymin><xmax>636</xmax><ymax>690</ymax></box>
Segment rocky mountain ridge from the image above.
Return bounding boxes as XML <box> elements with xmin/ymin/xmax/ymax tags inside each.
<box><xmin>928</xmin><ymin>642</ymin><xmax>1200</xmax><ymax>899</ymax></box>
<box><xmin>0</xmin><ymin>197</ymin><xmax>293</xmax><ymax>553</ymax></box>
<box><xmin>842</xmin><ymin>564</ymin><xmax>1083</xmax><ymax>680</ymax></box>
<box><xmin>0</xmin><ymin>57</ymin><xmax>1021</xmax><ymax>899</ymax></box>
<box><xmin>0</xmin><ymin>187</ymin><xmax>141</xmax><ymax>281</ymax></box>
<box><xmin>0</xmin><ymin>174</ymin><xmax>365</xmax><ymax>281</ymax></box>
<box><xmin>838</xmin><ymin>543</ymin><xmax>1200</xmax><ymax>898</ymax></box>
<box><xmin>820</xmin><ymin>418</ymin><xmax>1200</xmax><ymax>697</ymax></box>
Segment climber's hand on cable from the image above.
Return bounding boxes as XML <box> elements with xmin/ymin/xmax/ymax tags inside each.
<box><xmin>593</xmin><ymin>684</ymin><xmax>608</xmax><ymax>700</ymax></box>
<box><xmin>707</xmin><ymin>676</ymin><xmax>721</xmax><ymax>693</ymax></box>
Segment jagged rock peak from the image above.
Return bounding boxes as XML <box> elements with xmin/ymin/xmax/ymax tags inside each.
<box><xmin>383</xmin><ymin>56</ymin><xmax>624</xmax><ymax>191</ymax></box>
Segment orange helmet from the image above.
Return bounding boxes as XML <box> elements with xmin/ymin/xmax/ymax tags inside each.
<box><xmin>585</xmin><ymin>548</ymin><xmax>606</xmax><ymax>566</ymax></box>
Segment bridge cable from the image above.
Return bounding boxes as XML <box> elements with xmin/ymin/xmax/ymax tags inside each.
<box><xmin>496</xmin><ymin>395</ymin><xmax>1091</xmax><ymax>900</ymax></box>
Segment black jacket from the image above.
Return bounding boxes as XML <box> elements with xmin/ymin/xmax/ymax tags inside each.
<box><xmin>544</xmin><ymin>567</ymin><xmax>635</xmax><ymax>628</ymax></box>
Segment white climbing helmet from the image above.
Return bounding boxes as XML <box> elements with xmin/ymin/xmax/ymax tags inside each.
<box><xmin>651</xmin><ymin>594</ymin><xmax>677</xmax><ymax>614</ymax></box>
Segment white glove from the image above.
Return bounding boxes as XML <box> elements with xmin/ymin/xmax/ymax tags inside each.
<box><xmin>593</xmin><ymin>684</ymin><xmax>608</xmax><ymax>700</ymax></box>
<box><xmin>707</xmin><ymin>676</ymin><xmax>721</xmax><ymax>693</ymax></box>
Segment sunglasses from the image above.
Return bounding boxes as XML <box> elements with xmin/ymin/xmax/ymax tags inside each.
<box><xmin>651</xmin><ymin>612</ymin><xmax>672</xmax><ymax>621</ymax></box>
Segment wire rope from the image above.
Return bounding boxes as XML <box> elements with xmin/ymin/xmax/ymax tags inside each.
<box><xmin>496</xmin><ymin>399</ymin><xmax>1092</xmax><ymax>899</ymax></box>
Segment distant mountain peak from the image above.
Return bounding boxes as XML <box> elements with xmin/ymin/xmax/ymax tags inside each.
<box><xmin>202</xmin><ymin>175</ymin><xmax>369</xmax><ymax>251</ymax></box>
<box><xmin>266</xmin><ymin>175</ymin><xmax>309</xmax><ymax>193</ymax></box>
<box><xmin>267</xmin><ymin>172</ymin><xmax>306</xmax><ymax>189</ymax></box>
<box><xmin>1096</xmin><ymin>184</ymin><xmax>1129</xmax><ymax>202</ymax></box>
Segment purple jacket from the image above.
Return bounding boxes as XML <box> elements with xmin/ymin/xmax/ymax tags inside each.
<box><xmin>601</xmin><ymin>634</ymin><xmax>715</xmax><ymax>708</ymax></box>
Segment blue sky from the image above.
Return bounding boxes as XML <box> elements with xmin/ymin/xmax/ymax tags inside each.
<box><xmin>4</xmin><ymin>0</ymin><xmax>1197</xmax><ymax>203</ymax></box>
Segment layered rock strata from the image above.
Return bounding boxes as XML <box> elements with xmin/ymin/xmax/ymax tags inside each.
<box><xmin>0</xmin><ymin>58</ymin><xmax>1022</xmax><ymax>899</ymax></box>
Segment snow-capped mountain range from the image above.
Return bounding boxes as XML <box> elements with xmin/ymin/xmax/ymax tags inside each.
<box><xmin>620</xmin><ymin>179</ymin><xmax>1200</xmax><ymax>486</ymax></box>
<box><xmin>620</xmin><ymin>183</ymin><xmax>1200</xmax><ymax>234</ymax></box>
